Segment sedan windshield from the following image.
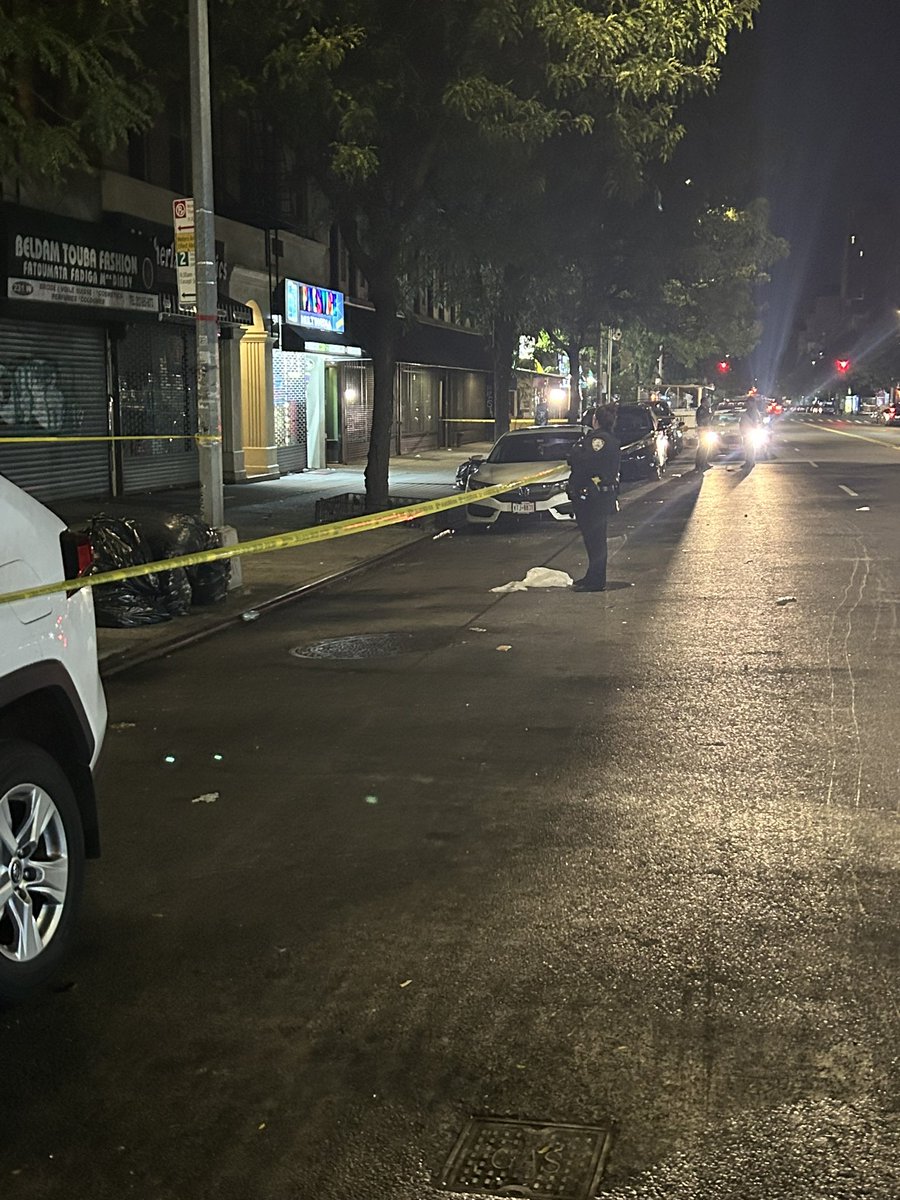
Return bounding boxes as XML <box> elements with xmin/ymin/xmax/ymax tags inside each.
<box><xmin>488</xmin><ymin>432</ymin><xmax>581</xmax><ymax>464</ymax></box>
<box><xmin>616</xmin><ymin>411</ymin><xmax>652</xmax><ymax>442</ymax></box>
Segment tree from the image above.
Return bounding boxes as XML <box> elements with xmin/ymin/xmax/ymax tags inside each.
<box><xmin>0</xmin><ymin>0</ymin><xmax>156</xmax><ymax>180</ymax></box>
<box><xmin>610</xmin><ymin>196</ymin><xmax>787</xmax><ymax>394</ymax></box>
<box><xmin>223</xmin><ymin>0</ymin><xmax>760</xmax><ymax>508</ymax></box>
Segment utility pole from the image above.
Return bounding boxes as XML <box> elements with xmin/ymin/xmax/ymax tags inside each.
<box><xmin>189</xmin><ymin>0</ymin><xmax>224</xmax><ymax>529</ymax></box>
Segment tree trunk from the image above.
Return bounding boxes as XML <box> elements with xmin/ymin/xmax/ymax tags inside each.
<box><xmin>492</xmin><ymin>314</ymin><xmax>517</xmax><ymax>441</ymax></box>
<box><xmin>364</xmin><ymin>284</ymin><xmax>400</xmax><ymax>512</ymax></box>
<box><xmin>567</xmin><ymin>339</ymin><xmax>582</xmax><ymax>420</ymax></box>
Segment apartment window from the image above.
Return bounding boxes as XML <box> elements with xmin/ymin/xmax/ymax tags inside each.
<box><xmin>127</xmin><ymin>130</ymin><xmax>148</xmax><ymax>181</ymax></box>
<box><xmin>169</xmin><ymin>133</ymin><xmax>188</xmax><ymax>195</ymax></box>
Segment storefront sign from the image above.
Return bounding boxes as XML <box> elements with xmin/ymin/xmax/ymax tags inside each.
<box><xmin>303</xmin><ymin>340</ymin><xmax>362</xmax><ymax>357</ymax></box>
<box><xmin>172</xmin><ymin>198</ymin><xmax>196</xmax><ymax>306</ymax></box>
<box><xmin>284</xmin><ymin>279</ymin><xmax>344</xmax><ymax>335</ymax></box>
<box><xmin>3</xmin><ymin>205</ymin><xmax>157</xmax><ymax>316</ymax></box>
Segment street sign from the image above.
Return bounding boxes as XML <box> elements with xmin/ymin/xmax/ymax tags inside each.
<box><xmin>172</xmin><ymin>197</ymin><xmax>197</xmax><ymax>307</ymax></box>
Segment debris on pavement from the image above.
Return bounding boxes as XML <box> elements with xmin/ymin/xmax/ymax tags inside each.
<box><xmin>432</xmin><ymin>528</ymin><xmax>453</xmax><ymax>540</ymax></box>
<box><xmin>491</xmin><ymin>567</ymin><xmax>573</xmax><ymax>593</ymax></box>
<box><xmin>110</xmin><ymin>721</ymin><xmax>137</xmax><ymax>731</ymax></box>
<box><xmin>496</xmin><ymin>645</ymin><xmax>512</xmax><ymax>652</ymax></box>
<box><xmin>241</xmin><ymin>609</ymin><xmax>260</xmax><ymax>622</ymax></box>
<box><xmin>856</xmin><ymin>506</ymin><xmax>870</xmax><ymax>511</ymax></box>
<box><xmin>469</xmin><ymin>627</ymin><xmax>487</xmax><ymax>632</ymax></box>
<box><xmin>400</xmin><ymin>979</ymin><xmax>412</xmax><ymax>988</ymax></box>
<box><xmin>191</xmin><ymin>792</ymin><xmax>219</xmax><ymax>804</ymax></box>
<box><xmin>775</xmin><ymin>596</ymin><xmax>798</xmax><ymax>606</ymax></box>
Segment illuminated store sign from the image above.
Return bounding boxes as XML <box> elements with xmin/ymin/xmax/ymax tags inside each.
<box><xmin>284</xmin><ymin>279</ymin><xmax>345</xmax><ymax>335</ymax></box>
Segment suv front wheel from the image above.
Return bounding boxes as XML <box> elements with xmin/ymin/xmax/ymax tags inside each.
<box><xmin>0</xmin><ymin>740</ymin><xmax>86</xmax><ymax>1003</ymax></box>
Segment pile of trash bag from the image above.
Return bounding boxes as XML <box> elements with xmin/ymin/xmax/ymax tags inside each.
<box><xmin>87</xmin><ymin>513</ymin><xmax>230</xmax><ymax>628</ymax></box>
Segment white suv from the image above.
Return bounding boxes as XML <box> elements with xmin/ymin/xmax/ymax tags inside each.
<box><xmin>0</xmin><ymin>473</ymin><xmax>106</xmax><ymax>1001</ymax></box>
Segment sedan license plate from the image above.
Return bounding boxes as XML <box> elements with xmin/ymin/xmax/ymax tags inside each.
<box><xmin>511</xmin><ymin>501</ymin><xmax>536</xmax><ymax>514</ymax></box>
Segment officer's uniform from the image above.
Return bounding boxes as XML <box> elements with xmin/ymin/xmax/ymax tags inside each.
<box><xmin>567</xmin><ymin>421</ymin><xmax>621</xmax><ymax>591</ymax></box>
<box><xmin>739</xmin><ymin>403</ymin><xmax>761</xmax><ymax>465</ymax></box>
<box><xmin>695</xmin><ymin>403</ymin><xmax>713</xmax><ymax>471</ymax></box>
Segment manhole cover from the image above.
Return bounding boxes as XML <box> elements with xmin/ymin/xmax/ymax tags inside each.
<box><xmin>291</xmin><ymin>632</ymin><xmax>448</xmax><ymax>660</ymax></box>
<box><xmin>438</xmin><ymin>1116</ymin><xmax>613</xmax><ymax>1199</ymax></box>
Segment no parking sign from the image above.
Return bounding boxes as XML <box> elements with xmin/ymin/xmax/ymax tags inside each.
<box><xmin>172</xmin><ymin>197</ymin><xmax>196</xmax><ymax>306</ymax></box>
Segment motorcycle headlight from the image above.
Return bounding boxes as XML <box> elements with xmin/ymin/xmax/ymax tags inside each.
<box><xmin>701</xmin><ymin>429</ymin><xmax>719</xmax><ymax>448</ymax></box>
<box><xmin>749</xmin><ymin>427</ymin><xmax>768</xmax><ymax>448</ymax></box>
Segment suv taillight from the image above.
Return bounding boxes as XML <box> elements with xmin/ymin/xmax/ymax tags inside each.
<box><xmin>60</xmin><ymin>530</ymin><xmax>93</xmax><ymax>593</ymax></box>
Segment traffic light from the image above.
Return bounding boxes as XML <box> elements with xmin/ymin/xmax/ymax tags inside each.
<box><xmin>835</xmin><ymin>358</ymin><xmax>851</xmax><ymax>374</ymax></box>
<box><xmin>716</xmin><ymin>359</ymin><xmax>731</xmax><ymax>375</ymax></box>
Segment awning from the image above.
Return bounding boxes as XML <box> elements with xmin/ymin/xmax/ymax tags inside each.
<box><xmin>279</xmin><ymin>323</ymin><xmax>359</xmax><ymax>352</ymax></box>
<box><xmin>159</xmin><ymin>289</ymin><xmax>254</xmax><ymax>327</ymax></box>
<box><xmin>345</xmin><ymin>304</ymin><xmax>493</xmax><ymax>371</ymax></box>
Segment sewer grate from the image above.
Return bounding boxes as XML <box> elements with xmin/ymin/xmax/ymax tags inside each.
<box><xmin>438</xmin><ymin>1116</ymin><xmax>613</xmax><ymax>1199</ymax></box>
<box><xmin>290</xmin><ymin>631</ymin><xmax>449</xmax><ymax>660</ymax></box>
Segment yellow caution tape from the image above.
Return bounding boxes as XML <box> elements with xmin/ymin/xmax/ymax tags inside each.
<box><xmin>0</xmin><ymin>434</ymin><xmax>221</xmax><ymax>444</ymax></box>
<box><xmin>0</xmin><ymin>465</ymin><xmax>566</xmax><ymax>608</ymax></box>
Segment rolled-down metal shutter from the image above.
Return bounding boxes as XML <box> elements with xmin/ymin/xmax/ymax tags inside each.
<box><xmin>340</xmin><ymin>361</ymin><xmax>374</xmax><ymax>462</ymax></box>
<box><xmin>115</xmin><ymin>322</ymin><xmax>199</xmax><ymax>492</ymax></box>
<box><xmin>0</xmin><ymin>317</ymin><xmax>110</xmax><ymax>502</ymax></box>
<box><xmin>272</xmin><ymin>348</ymin><xmax>308</xmax><ymax>474</ymax></box>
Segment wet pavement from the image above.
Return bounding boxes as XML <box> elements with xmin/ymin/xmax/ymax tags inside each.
<box><xmin>3</xmin><ymin>417</ymin><xmax>898</xmax><ymax>1198</ymax></box>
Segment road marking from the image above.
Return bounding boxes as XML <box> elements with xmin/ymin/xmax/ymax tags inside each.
<box><xmin>818</xmin><ymin>425</ymin><xmax>900</xmax><ymax>450</ymax></box>
<box><xmin>839</xmin><ymin>484</ymin><xmax>859</xmax><ymax>497</ymax></box>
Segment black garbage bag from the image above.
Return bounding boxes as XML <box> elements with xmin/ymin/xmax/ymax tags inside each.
<box><xmin>87</xmin><ymin>517</ymin><xmax>178</xmax><ymax>627</ymax></box>
<box><xmin>137</xmin><ymin>512</ymin><xmax>230</xmax><ymax>606</ymax></box>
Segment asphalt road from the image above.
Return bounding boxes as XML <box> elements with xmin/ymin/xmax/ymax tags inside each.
<box><xmin>3</xmin><ymin>416</ymin><xmax>899</xmax><ymax>1199</ymax></box>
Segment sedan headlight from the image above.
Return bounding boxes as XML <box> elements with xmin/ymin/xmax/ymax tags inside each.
<box><xmin>700</xmin><ymin>429</ymin><xmax>720</xmax><ymax>448</ymax></box>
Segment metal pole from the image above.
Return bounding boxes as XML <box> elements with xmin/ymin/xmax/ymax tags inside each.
<box><xmin>606</xmin><ymin>328</ymin><xmax>613</xmax><ymax>401</ymax></box>
<box><xmin>189</xmin><ymin>0</ymin><xmax>224</xmax><ymax>529</ymax></box>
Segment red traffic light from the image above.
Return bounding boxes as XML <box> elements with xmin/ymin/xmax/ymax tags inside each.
<box><xmin>835</xmin><ymin>358</ymin><xmax>851</xmax><ymax>374</ymax></box>
<box><xmin>716</xmin><ymin>359</ymin><xmax>731</xmax><ymax>374</ymax></box>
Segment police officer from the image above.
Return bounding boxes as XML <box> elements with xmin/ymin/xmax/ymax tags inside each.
<box><xmin>567</xmin><ymin>405</ymin><xmax>621</xmax><ymax>592</ymax></box>
<box><xmin>739</xmin><ymin>397</ymin><xmax>762</xmax><ymax>467</ymax></box>
<box><xmin>694</xmin><ymin>394</ymin><xmax>713</xmax><ymax>472</ymax></box>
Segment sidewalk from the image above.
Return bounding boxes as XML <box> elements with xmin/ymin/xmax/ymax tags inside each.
<box><xmin>56</xmin><ymin>445</ymin><xmax>491</xmax><ymax>677</ymax></box>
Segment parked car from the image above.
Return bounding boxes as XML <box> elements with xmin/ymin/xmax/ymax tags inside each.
<box><xmin>616</xmin><ymin>404</ymin><xmax>668</xmax><ymax>480</ymax></box>
<box><xmin>0</xmin><ymin>474</ymin><xmax>106</xmax><ymax>1002</ymax></box>
<box><xmin>878</xmin><ymin>405</ymin><xmax>900</xmax><ymax>426</ymax></box>
<box><xmin>464</xmin><ymin>425</ymin><xmax>583</xmax><ymax>526</ymax></box>
<box><xmin>647</xmin><ymin>400</ymin><xmax>684</xmax><ymax>458</ymax></box>
<box><xmin>455</xmin><ymin>454</ymin><xmax>484</xmax><ymax>490</ymax></box>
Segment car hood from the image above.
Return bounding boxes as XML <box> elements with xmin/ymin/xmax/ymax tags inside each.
<box><xmin>619</xmin><ymin>435</ymin><xmax>652</xmax><ymax>454</ymax></box>
<box><xmin>471</xmin><ymin>460</ymin><xmax>569</xmax><ymax>486</ymax></box>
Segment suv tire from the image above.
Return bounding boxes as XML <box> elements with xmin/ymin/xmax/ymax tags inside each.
<box><xmin>0</xmin><ymin>739</ymin><xmax>86</xmax><ymax>1003</ymax></box>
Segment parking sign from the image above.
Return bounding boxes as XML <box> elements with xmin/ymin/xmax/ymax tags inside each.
<box><xmin>172</xmin><ymin>198</ymin><xmax>197</xmax><ymax>306</ymax></box>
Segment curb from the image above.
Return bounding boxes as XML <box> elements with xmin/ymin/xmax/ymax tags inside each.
<box><xmin>97</xmin><ymin>468</ymin><xmax>688</xmax><ymax>679</ymax></box>
<box><xmin>98</xmin><ymin>530</ymin><xmax>432</xmax><ymax>679</ymax></box>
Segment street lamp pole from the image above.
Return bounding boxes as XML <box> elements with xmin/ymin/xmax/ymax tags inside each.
<box><xmin>189</xmin><ymin>0</ymin><xmax>224</xmax><ymax>529</ymax></box>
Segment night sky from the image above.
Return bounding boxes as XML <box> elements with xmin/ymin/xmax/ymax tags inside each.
<box><xmin>672</xmin><ymin>0</ymin><xmax>900</xmax><ymax>384</ymax></box>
